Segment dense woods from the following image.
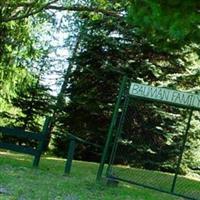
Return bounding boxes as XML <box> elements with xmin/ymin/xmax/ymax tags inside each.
<box><xmin>0</xmin><ymin>0</ymin><xmax>199</xmax><ymax>173</ymax></box>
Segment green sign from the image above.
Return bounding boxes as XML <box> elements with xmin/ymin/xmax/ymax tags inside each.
<box><xmin>129</xmin><ymin>82</ymin><xmax>200</xmax><ymax>109</ymax></box>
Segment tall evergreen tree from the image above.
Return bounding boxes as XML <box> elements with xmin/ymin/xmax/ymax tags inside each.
<box><xmin>53</xmin><ymin>3</ymin><xmax>200</xmax><ymax>171</ymax></box>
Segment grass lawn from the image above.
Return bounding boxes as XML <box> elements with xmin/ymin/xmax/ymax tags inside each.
<box><xmin>0</xmin><ymin>150</ymin><xmax>195</xmax><ymax>200</ymax></box>
<box><xmin>112</xmin><ymin>164</ymin><xmax>200</xmax><ymax>200</ymax></box>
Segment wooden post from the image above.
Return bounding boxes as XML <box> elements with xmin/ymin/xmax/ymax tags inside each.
<box><xmin>64</xmin><ymin>138</ymin><xmax>76</xmax><ymax>175</ymax></box>
<box><xmin>33</xmin><ymin>117</ymin><xmax>52</xmax><ymax>167</ymax></box>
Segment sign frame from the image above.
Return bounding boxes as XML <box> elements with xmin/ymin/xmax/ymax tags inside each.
<box><xmin>129</xmin><ymin>82</ymin><xmax>200</xmax><ymax>110</ymax></box>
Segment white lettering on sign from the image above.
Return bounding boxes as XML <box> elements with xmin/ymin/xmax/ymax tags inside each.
<box><xmin>129</xmin><ymin>83</ymin><xmax>200</xmax><ymax>109</ymax></box>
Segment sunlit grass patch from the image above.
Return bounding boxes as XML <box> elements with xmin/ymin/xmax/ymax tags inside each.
<box><xmin>0</xmin><ymin>150</ymin><xmax>191</xmax><ymax>200</ymax></box>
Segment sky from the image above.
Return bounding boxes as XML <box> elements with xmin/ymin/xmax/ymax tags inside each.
<box><xmin>37</xmin><ymin>12</ymin><xmax>73</xmax><ymax>96</ymax></box>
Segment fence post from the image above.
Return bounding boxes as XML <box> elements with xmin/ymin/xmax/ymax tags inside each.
<box><xmin>32</xmin><ymin>117</ymin><xmax>52</xmax><ymax>167</ymax></box>
<box><xmin>64</xmin><ymin>137</ymin><xmax>76</xmax><ymax>175</ymax></box>
<box><xmin>96</xmin><ymin>76</ymin><xmax>128</xmax><ymax>181</ymax></box>
<box><xmin>171</xmin><ymin>109</ymin><xmax>193</xmax><ymax>193</ymax></box>
<box><xmin>106</xmin><ymin>94</ymin><xmax>130</xmax><ymax>177</ymax></box>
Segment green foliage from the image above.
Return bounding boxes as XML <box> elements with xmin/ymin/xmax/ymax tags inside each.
<box><xmin>0</xmin><ymin>66</ymin><xmax>34</xmax><ymax>102</ymax></box>
<box><xmin>0</xmin><ymin>2</ymin><xmax>38</xmax><ymax>111</ymax></box>
<box><xmin>11</xmin><ymin>80</ymin><xmax>55</xmax><ymax>131</ymax></box>
<box><xmin>0</xmin><ymin>2</ymin><xmax>56</xmax><ymax>144</ymax></box>
<box><xmin>183</xmin><ymin>111</ymin><xmax>200</xmax><ymax>169</ymax></box>
<box><xmin>127</xmin><ymin>0</ymin><xmax>200</xmax><ymax>49</ymax></box>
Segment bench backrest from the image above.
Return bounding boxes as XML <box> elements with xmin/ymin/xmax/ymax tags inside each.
<box><xmin>0</xmin><ymin>117</ymin><xmax>52</xmax><ymax>167</ymax></box>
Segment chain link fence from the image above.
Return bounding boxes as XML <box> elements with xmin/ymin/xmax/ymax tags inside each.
<box><xmin>105</xmin><ymin>96</ymin><xmax>200</xmax><ymax>200</ymax></box>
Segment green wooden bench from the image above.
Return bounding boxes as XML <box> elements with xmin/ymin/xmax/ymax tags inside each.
<box><xmin>0</xmin><ymin>117</ymin><xmax>52</xmax><ymax>167</ymax></box>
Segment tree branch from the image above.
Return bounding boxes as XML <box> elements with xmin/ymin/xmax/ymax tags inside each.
<box><xmin>47</xmin><ymin>5</ymin><xmax>121</xmax><ymax>18</ymax></box>
<box><xmin>0</xmin><ymin>3</ymin><xmax>121</xmax><ymax>23</ymax></box>
<box><xmin>0</xmin><ymin>0</ymin><xmax>59</xmax><ymax>23</ymax></box>
<box><xmin>2</xmin><ymin>1</ymin><xmax>37</xmax><ymax>7</ymax></box>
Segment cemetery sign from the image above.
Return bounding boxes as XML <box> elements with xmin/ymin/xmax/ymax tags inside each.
<box><xmin>129</xmin><ymin>83</ymin><xmax>200</xmax><ymax>109</ymax></box>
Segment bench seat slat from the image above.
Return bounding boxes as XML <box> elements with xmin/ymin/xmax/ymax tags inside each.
<box><xmin>0</xmin><ymin>127</ymin><xmax>45</xmax><ymax>141</ymax></box>
<box><xmin>0</xmin><ymin>142</ymin><xmax>38</xmax><ymax>155</ymax></box>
